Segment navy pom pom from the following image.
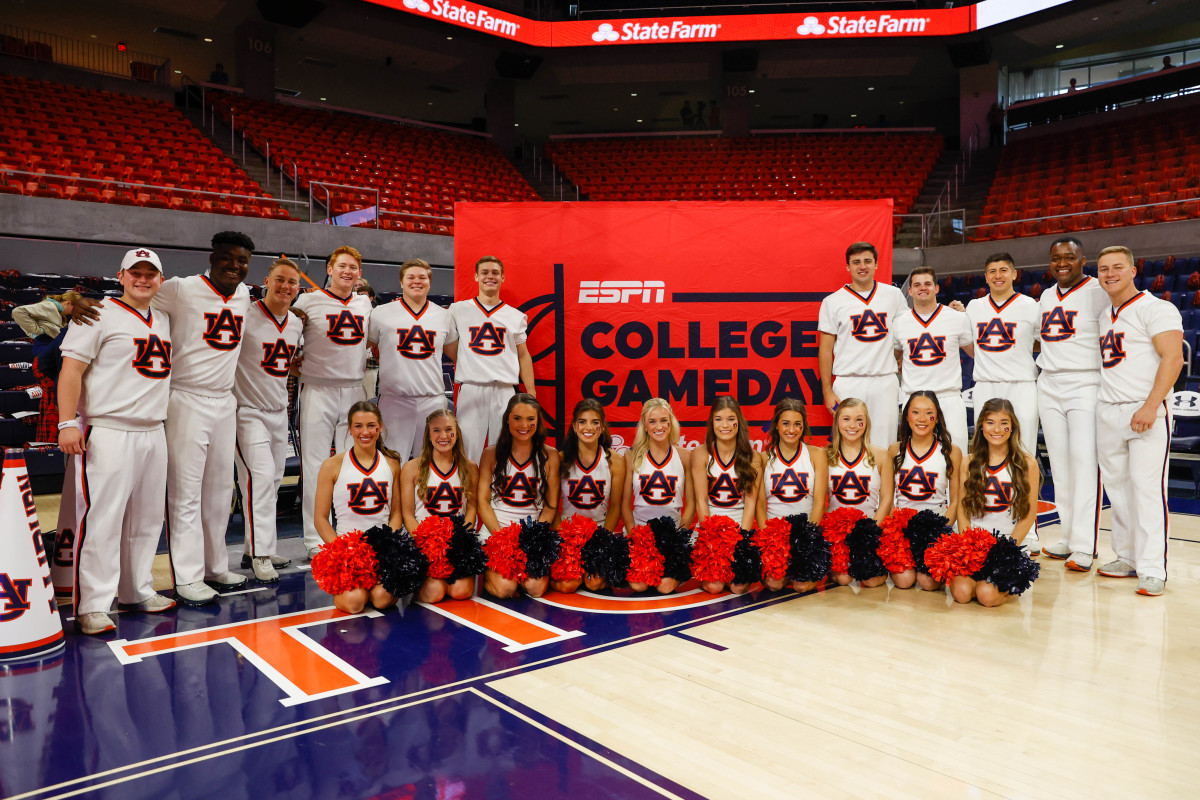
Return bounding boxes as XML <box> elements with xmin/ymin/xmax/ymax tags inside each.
<box><xmin>786</xmin><ymin>514</ymin><xmax>831</xmax><ymax>583</ymax></box>
<box><xmin>446</xmin><ymin>515</ymin><xmax>486</xmax><ymax>581</ymax></box>
<box><xmin>846</xmin><ymin>518</ymin><xmax>886</xmax><ymax>581</ymax></box>
<box><xmin>647</xmin><ymin>516</ymin><xmax>693</xmax><ymax>582</ymax></box>
<box><xmin>906</xmin><ymin>510</ymin><xmax>954</xmax><ymax>574</ymax></box>
<box><xmin>972</xmin><ymin>535</ymin><xmax>1041</xmax><ymax>595</ymax></box>
<box><xmin>362</xmin><ymin>525</ymin><xmax>429</xmax><ymax>597</ymax></box>
<box><xmin>517</xmin><ymin>519</ymin><xmax>562</xmax><ymax>579</ymax></box>
<box><xmin>582</xmin><ymin>528</ymin><xmax>630</xmax><ymax>587</ymax></box>
<box><xmin>731</xmin><ymin>529</ymin><xmax>762</xmax><ymax>585</ymax></box>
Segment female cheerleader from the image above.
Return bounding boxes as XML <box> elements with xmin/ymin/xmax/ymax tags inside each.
<box><xmin>888</xmin><ymin>390</ymin><xmax>962</xmax><ymax>591</ymax></box>
<box><xmin>400</xmin><ymin>409</ymin><xmax>478</xmax><ymax>603</ymax></box>
<box><xmin>313</xmin><ymin>401</ymin><xmax>404</xmax><ymax>613</ymax></box>
<box><xmin>557</xmin><ymin>399</ymin><xmax>625</xmax><ymax>592</ymax></box>
<box><xmin>477</xmin><ymin>393</ymin><xmax>560</xmax><ymax>598</ymax></box>
<box><xmin>691</xmin><ymin>396</ymin><xmax>760</xmax><ymax>593</ymax></box>
<box><xmin>953</xmin><ymin>398</ymin><xmax>1039</xmax><ymax>607</ymax></box>
<box><xmin>822</xmin><ymin>398</ymin><xmax>894</xmax><ymax>589</ymax></box>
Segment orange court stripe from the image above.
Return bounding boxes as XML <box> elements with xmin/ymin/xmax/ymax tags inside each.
<box><xmin>433</xmin><ymin>599</ymin><xmax>562</xmax><ymax>646</ymax></box>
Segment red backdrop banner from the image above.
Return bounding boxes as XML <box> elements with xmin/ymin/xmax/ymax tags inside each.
<box><xmin>454</xmin><ymin>200</ymin><xmax>893</xmax><ymax>449</ymax></box>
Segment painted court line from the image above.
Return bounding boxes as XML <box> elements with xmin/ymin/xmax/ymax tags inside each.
<box><xmin>670</xmin><ymin>630</ymin><xmax>728</xmax><ymax>651</ymax></box>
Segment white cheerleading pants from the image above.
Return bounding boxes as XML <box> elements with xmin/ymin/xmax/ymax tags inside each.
<box><xmin>457</xmin><ymin>382</ymin><xmax>516</xmax><ymax>464</ymax></box>
<box><xmin>904</xmin><ymin>389</ymin><xmax>968</xmax><ymax>452</ymax></box>
<box><xmin>1097</xmin><ymin>401</ymin><xmax>1170</xmax><ymax>581</ymax></box>
<box><xmin>972</xmin><ymin>380</ymin><xmax>1039</xmax><ymax>456</ymax></box>
<box><xmin>166</xmin><ymin>389</ymin><xmax>237</xmax><ymax>586</ymax></box>
<box><xmin>73</xmin><ymin>425</ymin><xmax>166</xmax><ymax>615</ymax></box>
<box><xmin>299</xmin><ymin>380</ymin><xmax>366</xmax><ymax>550</ymax></box>
<box><xmin>379</xmin><ymin>392</ymin><xmax>448</xmax><ymax>461</ymax></box>
<box><xmin>1038</xmin><ymin>371</ymin><xmax>1101</xmax><ymax>556</ymax></box>
<box><xmin>234</xmin><ymin>405</ymin><xmax>289</xmax><ymax>559</ymax></box>
<box><xmin>832</xmin><ymin>373</ymin><xmax>898</xmax><ymax>450</ymax></box>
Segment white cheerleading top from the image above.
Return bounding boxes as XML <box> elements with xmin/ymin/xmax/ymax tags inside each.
<box><xmin>970</xmin><ymin>458</ymin><xmax>1017</xmax><ymax>539</ymax></box>
<box><xmin>895</xmin><ymin>440</ymin><xmax>950</xmax><ymax>514</ymax></box>
<box><xmin>369</xmin><ymin>298</ymin><xmax>457</xmax><ymax>398</ymax></box>
<box><xmin>966</xmin><ymin>292</ymin><xmax>1040</xmax><ymax>383</ymax></box>
<box><xmin>1037</xmin><ymin>276</ymin><xmax>1108</xmax><ymax>375</ymax></box>
<box><xmin>632</xmin><ymin>447</ymin><xmax>686</xmax><ymax>526</ymax></box>
<box><xmin>817</xmin><ymin>282</ymin><xmax>906</xmax><ymax>377</ymax></box>
<box><xmin>826</xmin><ymin>447</ymin><xmax>880</xmax><ymax>517</ymax></box>
<box><xmin>413</xmin><ymin>459</ymin><xmax>465</xmax><ymax>522</ymax></box>
<box><xmin>1098</xmin><ymin>291</ymin><xmax>1184</xmax><ymax>405</ymax></box>
<box><xmin>560</xmin><ymin>451</ymin><xmax>612</xmax><ymax>525</ymax></box>
<box><xmin>490</xmin><ymin>453</ymin><xmax>544</xmax><ymax>527</ymax></box>
<box><xmin>331</xmin><ymin>450</ymin><xmax>394</xmax><ymax>535</ymax></box>
<box><xmin>294</xmin><ymin>289</ymin><xmax>372</xmax><ymax>385</ymax></box>
<box><xmin>449</xmin><ymin>298</ymin><xmax>528</xmax><ymax>384</ymax></box>
<box><xmin>765</xmin><ymin>445</ymin><xmax>815</xmax><ymax>518</ymax></box>
<box><xmin>706</xmin><ymin>450</ymin><xmax>746</xmax><ymax>523</ymax></box>
<box><xmin>152</xmin><ymin>274</ymin><xmax>250</xmax><ymax>396</ymax></box>
<box><xmin>892</xmin><ymin>304</ymin><xmax>973</xmax><ymax>395</ymax></box>
<box><xmin>233</xmin><ymin>300</ymin><xmax>301</xmax><ymax>411</ymax></box>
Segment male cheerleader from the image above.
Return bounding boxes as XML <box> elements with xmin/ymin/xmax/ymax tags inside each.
<box><xmin>294</xmin><ymin>246</ymin><xmax>373</xmax><ymax>558</ymax></box>
<box><xmin>818</xmin><ymin>241</ymin><xmax>906</xmax><ymax>448</ymax></box>
<box><xmin>1095</xmin><ymin>246</ymin><xmax>1183</xmax><ymax>596</ymax></box>
<box><xmin>892</xmin><ymin>267</ymin><xmax>974</xmax><ymax>449</ymax></box>
<box><xmin>233</xmin><ymin>257</ymin><xmax>303</xmax><ymax>583</ymax></box>
<box><xmin>1037</xmin><ymin>237</ymin><xmax>1109</xmax><ymax>570</ymax></box>
<box><xmin>966</xmin><ymin>252</ymin><xmax>1041</xmax><ymax>552</ymax></box>
<box><xmin>448</xmin><ymin>255</ymin><xmax>536</xmax><ymax>462</ymax></box>
<box><xmin>58</xmin><ymin>248</ymin><xmax>174</xmax><ymax>634</ymax></box>
<box><xmin>369</xmin><ymin>258</ymin><xmax>456</xmax><ymax>460</ymax></box>
<box><xmin>71</xmin><ymin>231</ymin><xmax>257</xmax><ymax>605</ymax></box>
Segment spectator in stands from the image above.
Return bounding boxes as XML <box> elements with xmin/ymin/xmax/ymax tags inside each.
<box><xmin>987</xmin><ymin>102</ymin><xmax>1004</xmax><ymax>147</ymax></box>
<box><xmin>1068</xmin><ymin>78</ymin><xmax>1078</xmax><ymax>93</ymax></box>
<box><xmin>354</xmin><ymin>277</ymin><xmax>377</xmax><ymax>306</ymax></box>
<box><xmin>696</xmin><ymin>101</ymin><xmax>707</xmax><ymax>128</ymax></box>
<box><xmin>681</xmin><ymin>101</ymin><xmax>694</xmax><ymax>127</ymax></box>
<box><xmin>13</xmin><ymin>291</ymin><xmax>80</xmax><ymax>442</ymax></box>
<box><xmin>1161</xmin><ymin>56</ymin><xmax>1175</xmax><ymax>70</ymax></box>
<box><xmin>210</xmin><ymin>63</ymin><xmax>230</xmax><ymax>85</ymax></box>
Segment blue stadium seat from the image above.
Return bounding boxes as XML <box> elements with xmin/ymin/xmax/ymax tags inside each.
<box><xmin>0</xmin><ymin>389</ymin><xmax>38</xmax><ymax>414</ymax></box>
<box><xmin>0</xmin><ymin>340</ymin><xmax>33</xmax><ymax>364</ymax></box>
<box><xmin>0</xmin><ymin>322</ymin><xmax>24</xmax><ymax>341</ymax></box>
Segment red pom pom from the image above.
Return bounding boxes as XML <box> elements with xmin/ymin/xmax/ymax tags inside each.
<box><xmin>878</xmin><ymin>508</ymin><xmax>917</xmax><ymax>574</ymax></box>
<box><xmin>924</xmin><ymin>527</ymin><xmax>996</xmax><ymax>583</ymax></box>
<box><xmin>483</xmin><ymin>522</ymin><xmax>528</xmax><ymax>582</ymax></box>
<box><xmin>753</xmin><ymin>518</ymin><xmax>791</xmax><ymax>583</ymax></box>
<box><xmin>626</xmin><ymin>524</ymin><xmax>666</xmax><ymax>586</ymax></box>
<box><xmin>412</xmin><ymin>516</ymin><xmax>456</xmax><ymax>580</ymax></box>
<box><xmin>821</xmin><ymin>507</ymin><xmax>862</xmax><ymax>574</ymax></box>
<box><xmin>311</xmin><ymin>531</ymin><xmax>379</xmax><ymax>595</ymax></box>
<box><xmin>689</xmin><ymin>515</ymin><xmax>741</xmax><ymax>584</ymax></box>
<box><xmin>552</xmin><ymin>515</ymin><xmax>598</xmax><ymax>582</ymax></box>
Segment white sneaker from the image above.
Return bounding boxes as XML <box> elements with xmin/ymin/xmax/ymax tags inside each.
<box><xmin>241</xmin><ymin>553</ymin><xmax>291</xmax><ymax>569</ymax></box>
<box><xmin>251</xmin><ymin>556</ymin><xmax>279</xmax><ymax>584</ymax></box>
<box><xmin>1136</xmin><ymin>576</ymin><xmax>1165</xmax><ymax>596</ymax></box>
<box><xmin>175</xmin><ymin>581</ymin><xmax>219</xmax><ymax>606</ymax></box>
<box><xmin>76</xmin><ymin>612</ymin><xmax>116</xmax><ymax>635</ymax></box>
<box><xmin>205</xmin><ymin>571</ymin><xmax>248</xmax><ymax>590</ymax></box>
<box><xmin>1022</xmin><ymin>531</ymin><xmax>1041</xmax><ymax>555</ymax></box>
<box><xmin>306</xmin><ymin>545</ymin><xmax>322</xmax><ymax>561</ymax></box>
<box><xmin>1041</xmin><ymin>541</ymin><xmax>1071</xmax><ymax>559</ymax></box>
<box><xmin>1065</xmin><ymin>552</ymin><xmax>1093</xmax><ymax>572</ymax></box>
<box><xmin>118</xmin><ymin>593</ymin><xmax>177</xmax><ymax>613</ymax></box>
<box><xmin>1098</xmin><ymin>559</ymin><xmax>1137</xmax><ymax>578</ymax></box>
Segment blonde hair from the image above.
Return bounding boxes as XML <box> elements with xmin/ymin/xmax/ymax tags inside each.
<box><xmin>268</xmin><ymin>256</ymin><xmax>300</xmax><ymax>275</ymax></box>
<box><xmin>400</xmin><ymin>258</ymin><xmax>433</xmax><ymax>280</ymax></box>
<box><xmin>630</xmin><ymin>398</ymin><xmax>680</xmax><ymax>471</ymax></box>
<box><xmin>826</xmin><ymin>398</ymin><xmax>876</xmax><ymax>467</ymax></box>
<box><xmin>1098</xmin><ymin>245</ymin><xmax>1134</xmax><ymax>265</ymax></box>
<box><xmin>327</xmin><ymin>245</ymin><xmax>363</xmax><ymax>267</ymax></box>
<box><xmin>416</xmin><ymin>409</ymin><xmax>475</xmax><ymax>510</ymax></box>
<box><xmin>50</xmin><ymin>290</ymin><xmax>82</xmax><ymax>306</ymax></box>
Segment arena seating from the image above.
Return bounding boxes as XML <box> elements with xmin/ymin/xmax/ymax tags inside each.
<box><xmin>544</xmin><ymin>133</ymin><xmax>943</xmax><ymax>229</ymax></box>
<box><xmin>208</xmin><ymin>95</ymin><xmax>539</xmax><ymax>235</ymax></box>
<box><xmin>0</xmin><ymin>74</ymin><xmax>288</xmax><ymax>219</ymax></box>
<box><xmin>974</xmin><ymin>104</ymin><xmax>1200</xmax><ymax>241</ymax></box>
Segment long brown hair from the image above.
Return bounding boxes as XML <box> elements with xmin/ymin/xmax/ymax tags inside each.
<box><xmin>894</xmin><ymin>391</ymin><xmax>954</xmax><ymax>481</ymax></box>
<box><xmin>416</xmin><ymin>408</ymin><xmax>475</xmax><ymax>510</ymax></box>
<box><xmin>705</xmin><ymin>396</ymin><xmax>756</xmax><ymax>495</ymax></box>
<box><xmin>490</xmin><ymin>393</ymin><xmax>550</xmax><ymax>505</ymax></box>
<box><xmin>345</xmin><ymin>401</ymin><xmax>403</xmax><ymax>463</ymax></box>
<box><xmin>961</xmin><ymin>398</ymin><xmax>1036</xmax><ymax>522</ymax></box>
<box><xmin>766</xmin><ymin>399</ymin><xmax>809</xmax><ymax>468</ymax></box>
<box><xmin>558</xmin><ymin>398</ymin><xmax>612</xmax><ymax>482</ymax></box>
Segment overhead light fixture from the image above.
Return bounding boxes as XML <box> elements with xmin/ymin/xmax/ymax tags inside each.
<box><xmin>637</xmin><ymin>118</ymin><xmax>643</xmax><ymax>122</ymax></box>
<box><xmin>174</xmin><ymin>69</ymin><xmax>181</xmax><ymax>74</ymax></box>
<box><xmin>446</xmin><ymin>36</ymin><xmax>453</xmax><ymax>40</ymax></box>
<box><xmin>851</xmin><ymin>114</ymin><xmax>858</xmax><ymax>118</ymax></box>
<box><xmin>320</xmin><ymin>96</ymin><xmax>327</xmax><ymax>101</ymax></box>
<box><xmin>868</xmin><ymin>86</ymin><xmax>875</xmax><ymax>91</ymax></box>
<box><xmin>204</xmin><ymin>37</ymin><xmax>213</xmax><ymax>42</ymax></box>
<box><xmin>748</xmin><ymin>89</ymin><xmax>755</xmax><ymax>94</ymax></box>
<box><xmin>1055</xmin><ymin>44</ymin><xmax>1064</xmax><ymax>49</ymax></box>
<box><xmin>630</xmin><ymin>92</ymin><xmax>637</xmax><ymax>96</ymax></box>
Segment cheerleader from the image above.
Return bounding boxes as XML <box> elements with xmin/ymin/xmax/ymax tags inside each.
<box><xmin>477</xmin><ymin>393</ymin><xmax>560</xmax><ymax>598</ymax></box>
<box><xmin>953</xmin><ymin>398</ymin><xmax>1039</xmax><ymax>606</ymax></box>
<box><xmin>313</xmin><ymin>401</ymin><xmax>403</xmax><ymax>613</ymax></box>
<box><xmin>691</xmin><ymin>397</ymin><xmax>760</xmax><ymax>593</ymax></box>
<box><xmin>400</xmin><ymin>409</ymin><xmax>478</xmax><ymax>603</ymax></box>
<box><xmin>621</xmin><ymin>398</ymin><xmax>694</xmax><ymax>530</ymax></box>
<box><xmin>888</xmin><ymin>390</ymin><xmax>962</xmax><ymax>591</ymax></box>
<box><xmin>557</xmin><ymin>399</ymin><xmax>625</xmax><ymax>592</ymax></box>
<box><xmin>755</xmin><ymin>399</ymin><xmax>827</xmax><ymax>591</ymax></box>
<box><xmin>823</xmin><ymin>398</ymin><xmax>894</xmax><ymax>589</ymax></box>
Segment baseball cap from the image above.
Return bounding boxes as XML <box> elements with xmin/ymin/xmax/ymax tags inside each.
<box><xmin>120</xmin><ymin>247</ymin><xmax>165</xmax><ymax>275</ymax></box>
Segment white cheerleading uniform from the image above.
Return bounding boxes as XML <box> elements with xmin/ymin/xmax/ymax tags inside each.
<box><xmin>489</xmin><ymin>453</ymin><xmax>544</xmax><ymax>532</ymax></box>
<box><xmin>1037</xmin><ymin>276</ymin><xmax>1108</xmax><ymax>558</ymax></box>
<box><xmin>60</xmin><ymin>301</ymin><xmax>172</xmax><ymax>615</ymax></box>
<box><xmin>893</xmin><ymin>304</ymin><xmax>973</xmax><ymax>449</ymax></box>
<box><xmin>1096</xmin><ymin>291</ymin><xmax>1182</xmax><ymax>581</ymax></box>
<box><xmin>970</xmin><ymin>459</ymin><xmax>1018</xmax><ymax>539</ymax></box>
<box><xmin>331</xmin><ymin>450</ymin><xmax>395</xmax><ymax>536</ymax></box>
<box><xmin>450</xmin><ymin>298</ymin><xmax>528</xmax><ymax>462</ymax></box>
<box><xmin>560</xmin><ymin>451</ymin><xmax>612</xmax><ymax>524</ymax></box>
<box><xmin>152</xmin><ymin>275</ymin><xmax>251</xmax><ymax>587</ymax></box>
<box><xmin>294</xmin><ymin>289</ymin><xmax>373</xmax><ymax>549</ymax></box>
<box><xmin>967</xmin><ymin>292</ymin><xmax>1040</xmax><ymax>454</ymax></box>
<box><xmin>369</xmin><ymin>299</ymin><xmax>456</xmax><ymax>460</ymax></box>
<box><xmin>632</xmin><ymin>448</ymin><xmax>686</xmax><ymax>526</ymax></box>
<box><xmin>895</xmin><ymin>441</ymin><xmax>950</xmax><ymax>515</ymax></box>
<box><xmin>233</xmin><ymin>301</ymin><xmax>301</xmax><ymax>560</ymax></box>
<box><xmin>826</xmin><ymin>448</ymin><xmax>880</xmax><ymax>517</ymax></box>
<box><xmin>765</xmin><ymin>446</ymin><xmax>815</xmax><ymax>518</ymax></box>
<box><xmin>706</xmin><ymin>451</ymin><xmax>746</xmax><ymax>524</ymax></box>
<box><xmin>818</xmin><ymin>282</ymin><xmax>906</xmax><ymax>448</ymax></box>
<box><xmin>413</xmin><ymin>460</ymin><xmax>466</xmax><ymax>523</ymax></box>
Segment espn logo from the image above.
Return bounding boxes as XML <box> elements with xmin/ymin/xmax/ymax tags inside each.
<box><xmin>578</xmin><ymin>280</ymin><xmax>665</xmax><ymax>303</ymax></box>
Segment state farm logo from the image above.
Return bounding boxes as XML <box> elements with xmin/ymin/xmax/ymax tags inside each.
<box><xmin>402</xmin><ymin>0</ymin><xmax>520</xmax><ymax>36</ymax></box>
<box><xmin>403</xmin><ymin>0</ymin><xmax>430</xmax><ymax>10</ymax></box>
<box><xmin>578</xmin><ymin>280</ymin><xmax>665</xmax><ymax>303</ymax></box>
<box><xmin>592</xmin><ymin>20</ymin><xmax>720</xmax><ymax>43</ymax></box>
<box><xmin>796</xmin><ymin>16</ymin><xmax>826</xmax><ymax>35</ymax></box>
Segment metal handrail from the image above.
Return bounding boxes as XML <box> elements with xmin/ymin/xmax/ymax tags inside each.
<box><xmin>2</xmin><ymin>168</ymin><xmax>305</xmax><ymax>206</ymax></box>
<box><xmin>308</xmin><ymin>180</ymin><xmax>380</xmax><ymax>227</ymax></box>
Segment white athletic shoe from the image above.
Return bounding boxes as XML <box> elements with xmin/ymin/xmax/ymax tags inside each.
<box><xmin>118</xmin><ymin>593</ymin><xmax>177</xmax><ymax>613</ymax></box>
<box><xmin>76</xmin><ymin>612</ymin><xmax>116</xmax><ymax>635</ymax></box>
<box><xmin>1136</xmin><ymin>576</ymin><xmax>1165</xmax><ymax>596</ymax></box>
<box><xmin>1041</xmin><ymin>541</ymin><xmax>1071</xmax><ymax>560</ymax></box>
<box><xmin>241</xmin><ymin>553</ymin><xmax>291</xmax><ymax>569</ymax></box>
<box><xmin>251</xmin><ymin>557</ymin><xmax>279</xmax><ymax>584</ymax></box>
<box><xmin>175</xmin><ymin>581</ymin><xmax>219</xmax><ymax>606</ymax></box>
<box><xmin>306</xmin><ymin>545</ymin><xmax>322</xmax><ymax>562</ymax></box>
<box><xmin>1098</xmin><ymin>559</ymin><xmax>1137</xmax><ymax>578</ymax></box>
<box><xmin>1065</xmin><ymin>552</ymin><xmax>1093</xmax><ymax>572</ymax></box>
<box><xmin>205</xmin><ymin>571</ymin><xmax>248</xmax><ymax>590</ymax></box>
<box><xmin>1022</xmin><ymin>531</ymin><xmax>1041</xmax><ymax>555</ymax></box>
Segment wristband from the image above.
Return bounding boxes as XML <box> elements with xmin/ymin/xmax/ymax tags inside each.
<box><xmin>58</xmin><ymin>419</ymin><xmax>80</xmax><ymax>431</ymax></box>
